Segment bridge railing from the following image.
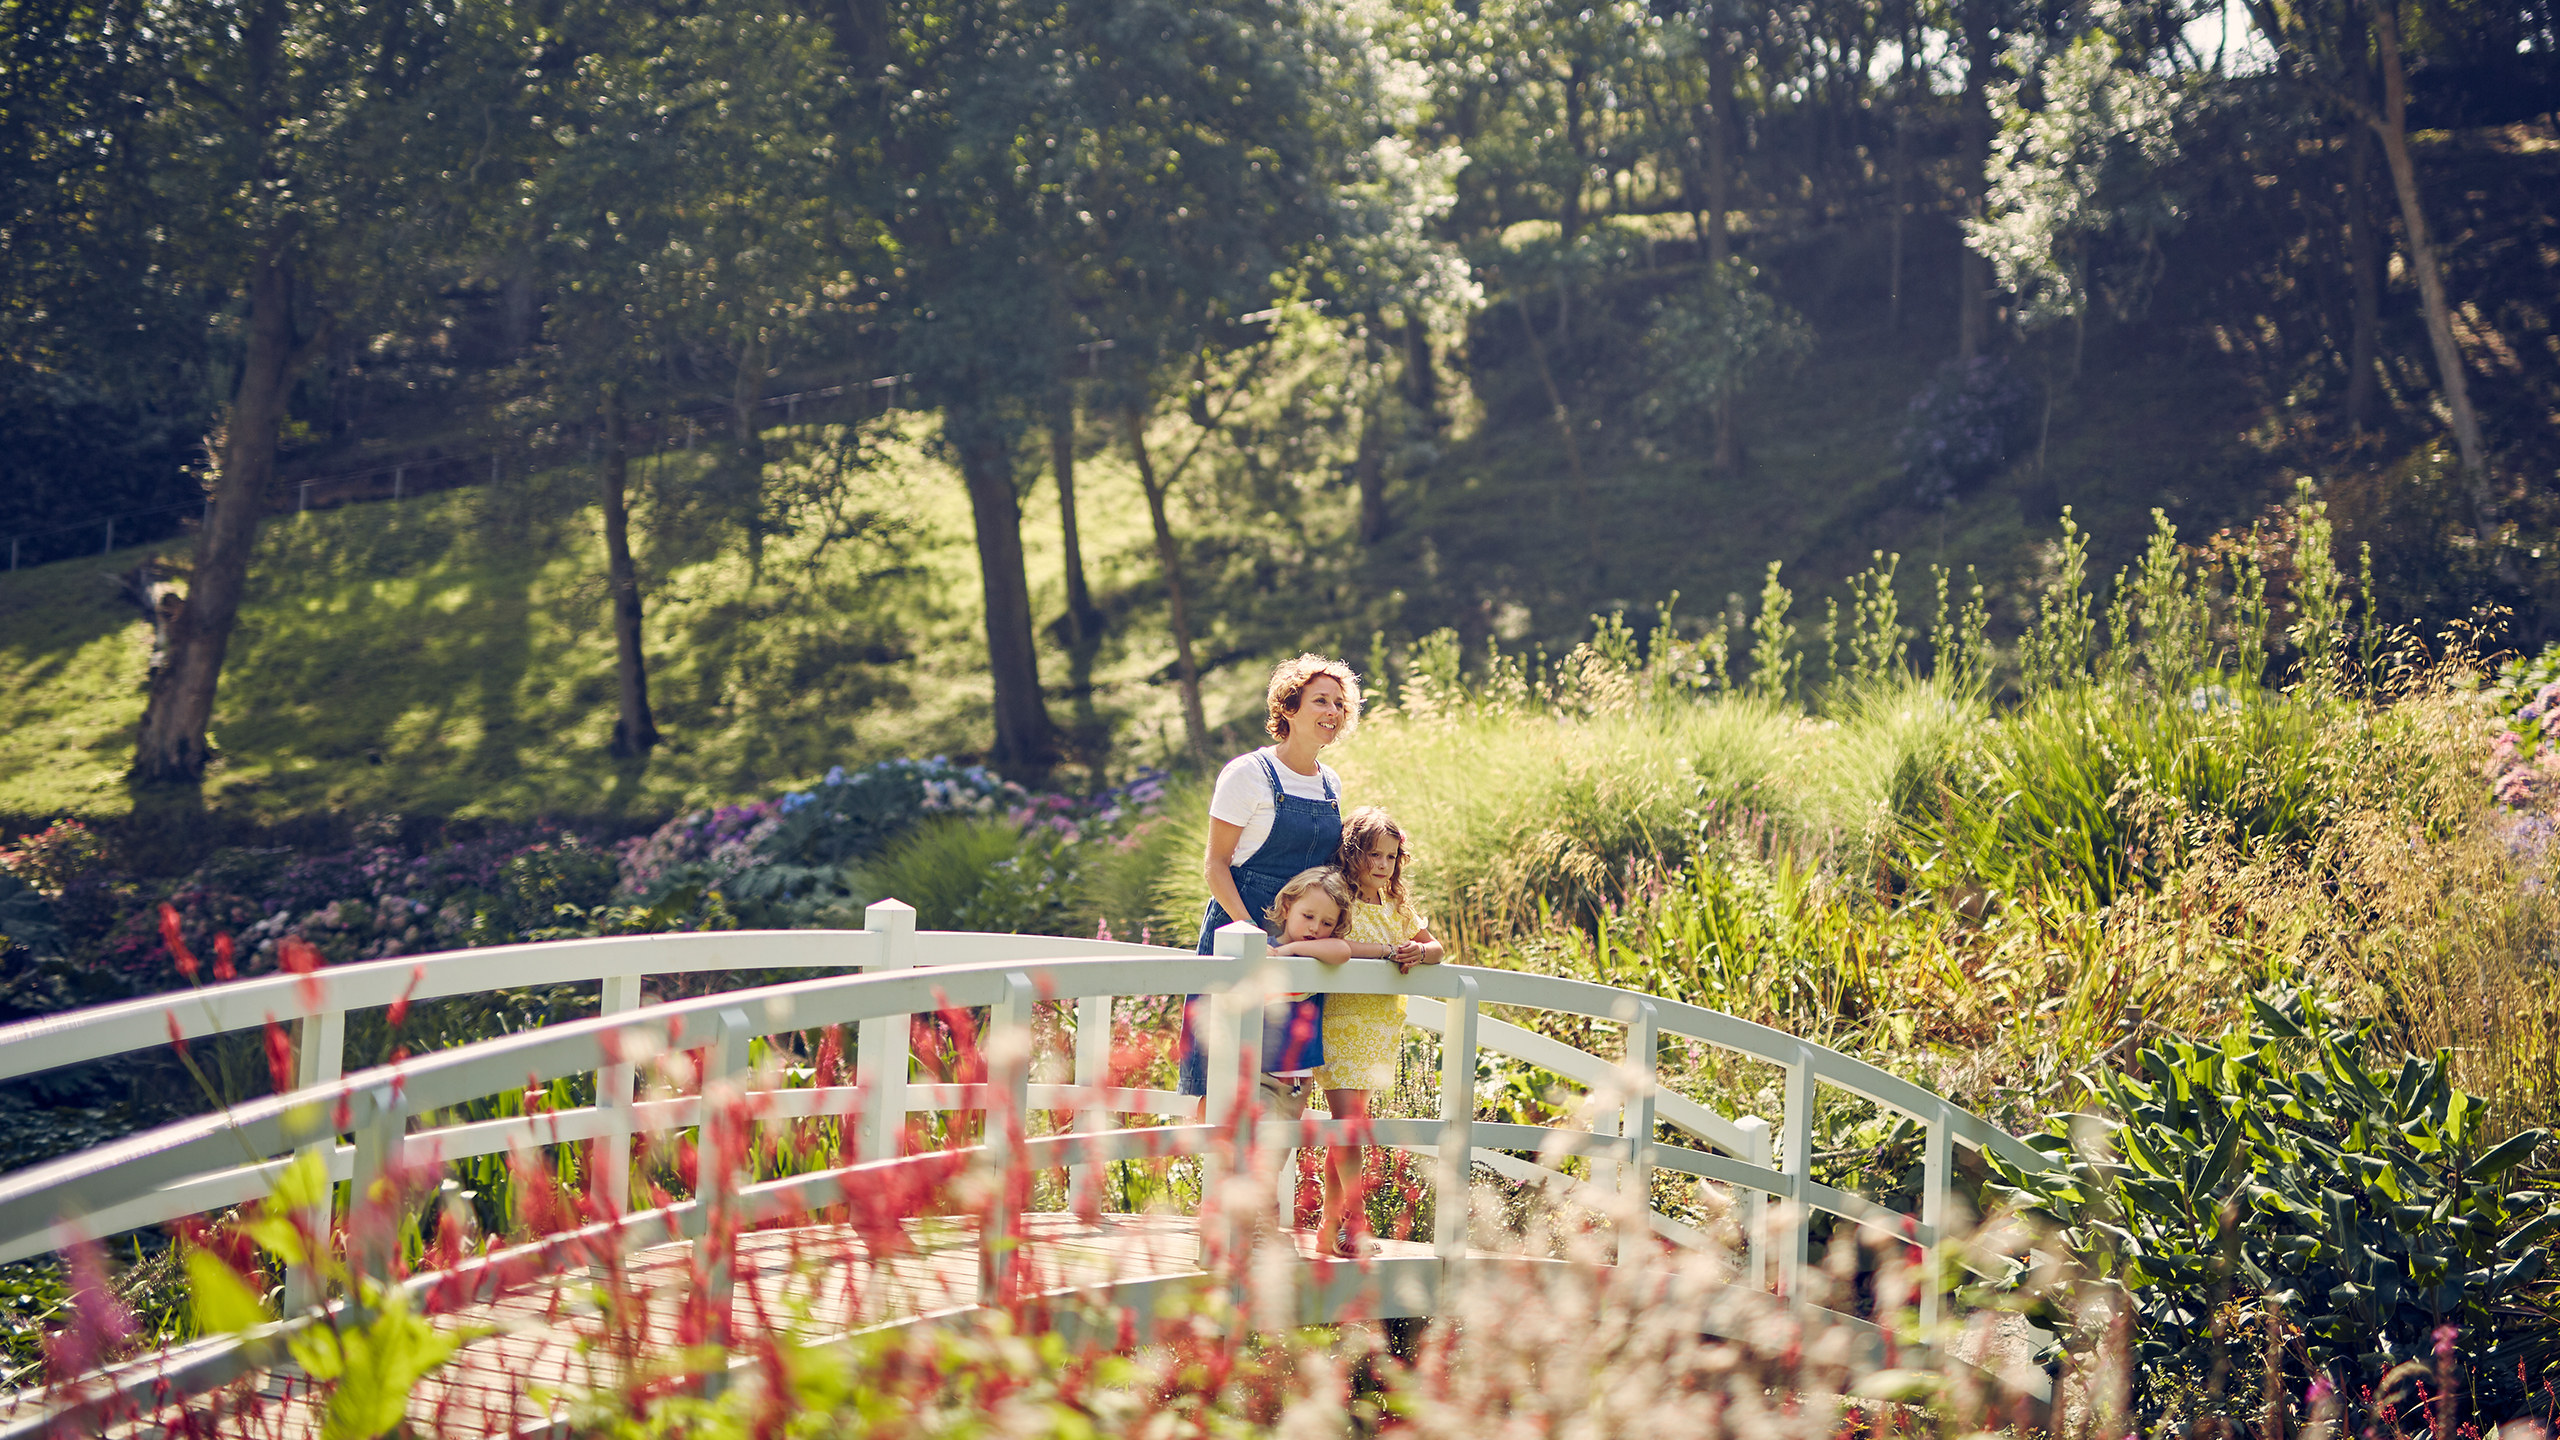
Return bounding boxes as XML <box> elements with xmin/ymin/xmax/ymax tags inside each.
<box><xmin>0</xmin><ymin>900</ymin><xmax>2055</xmax><ymax>1425</ymax></box>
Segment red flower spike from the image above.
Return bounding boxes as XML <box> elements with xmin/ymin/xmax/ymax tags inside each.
<box><xmin>159</xmin><ymin>903</ymin><xmax>199</xmax><ymax>982</ymax></box>
<box><xmin>45</xmin><ymin>1238</ymin><xmax>136</xmax><ymax>1381</ymax></box>
<box><xmin>263</xmin><ymin>1016</ymin><xmax>294</xmax><ymax>1094</ymax></box>
<box><xmin>210</xmin><ymin>933</ymin><xmax>236</xmax><ymax>983</ymax></box>
<box><xmin>815</xmin><ymin>1025</ymin><xmax>846</xmax><ymax>1089</ymax></box>
<box><xmin>387</xmin><ymin>965</ymin><xmax>423</xmax><ymax>1029</ymax></box>
<box><xmin>278</xmin><ymin>935</ymin><xmax>327</xmax><ymax>1013</ymax></box>
<box><xmin>164</xmin><ymin>1012</ymin><xmax>189</xmax><ymax>1059</ymax></box>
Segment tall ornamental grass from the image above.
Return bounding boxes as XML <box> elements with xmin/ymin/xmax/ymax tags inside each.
<box><xmin>1331</xmin><ymin>675</ymin><xmax>1982</xmax><ymax>947</ymax></box>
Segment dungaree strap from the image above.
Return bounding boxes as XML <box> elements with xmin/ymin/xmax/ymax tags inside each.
<box><xmin>1255</xmin><ymin>749</ymin><xmax>1337</xmax><ymax>804</ymax></box>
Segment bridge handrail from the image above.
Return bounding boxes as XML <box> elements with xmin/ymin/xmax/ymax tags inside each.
<box><xmin>0</xmin><ymin>957</ymin><xmax>2041</xmax><ymax>1241</ymax></box>
<box><xmin>0</xmin><ymin>927</ymin><xmax>1189</xmax><ymax>1084</ymax></box>
<box><xmin>0</xmin><ymin>907</ymin><xmax>2057</xmax><ymax>1426</ymax></box>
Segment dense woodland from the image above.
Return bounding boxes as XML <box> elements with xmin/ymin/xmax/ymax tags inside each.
<box><xmin>4</xmin><ymin>0</ymin><xmax>2558</xmax><ymax>794</ymax></box>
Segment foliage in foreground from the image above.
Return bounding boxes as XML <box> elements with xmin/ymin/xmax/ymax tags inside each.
<box><xmin>1993</xmin><ymin>988</ymin><xmax>2560</xmax><ymax>1424</ymax></box>
<box><xmin>32</xmin><ymin>994</ymin><xmax>2560</xmax><ymax>1440</ymax></box>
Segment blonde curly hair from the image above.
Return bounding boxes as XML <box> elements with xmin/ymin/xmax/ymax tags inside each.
<box><xmin>1264</xmin><ymin>653</ymin><xmax>1363</xmax><ymax>742</ymax></box>
<box><xmin>1264</xmin><ymin>866</ymin><xmax>1354</xmax><ymax>941</ymax></box>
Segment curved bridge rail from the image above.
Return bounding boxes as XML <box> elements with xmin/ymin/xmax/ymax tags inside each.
<box><xmin>0</xmin><ymin>901</ymin><xmax>2054</xmax><ymax>1431</ymax></box>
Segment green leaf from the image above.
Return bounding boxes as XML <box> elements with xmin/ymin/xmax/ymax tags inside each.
<box><xmin>297</xmin><ymin>1291</ymin><xmax>467</xmax><ymax>1440</ymax></box>
<box><xmin>2473</xmin><ymin>1130</ymin><xmax>2544</xmax><ymax>1179</ymax></box>
<box><xmin>2197</xmin><ymin>1109</ymin><xmax>2244</xmax><ymax>1196</ymax></box>
<box><xmin>2251</xmin><ymin>994</ymin><xmax>2306</xmax><ymax>1040</ymax></box>
<box><xmin>186</xmin><ymin>1250</ymin><xmax>271</xmax><ymax>1336</ymax></box>
<box><xmin>240</xmin><ymin>1213</ymin><xmax>307</xmax><ymax>1268</ymax></box>
<box><xmin>267</xmin><ymin>1151</ymin><xmax>330</xmax><ymax>1217</ymax></box>
<box><xmin>2119</xmin><ymin>1124</ymin><xmax>2169</xmax><ymax>1178</ymax></box>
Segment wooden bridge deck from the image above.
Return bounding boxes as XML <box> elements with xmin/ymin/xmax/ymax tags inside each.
<box><xmin>80</xmin><ymin>1213</ymin><xmax>1453</xmax><ymax>1439</ymax></box>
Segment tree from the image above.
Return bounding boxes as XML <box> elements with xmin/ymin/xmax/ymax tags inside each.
<box><xmin>1967</xmin><ymin>30</ymin><xmax>2183</xmax><ymax>466</ymax></box>
<box><xmin>530</xmin><ymin>0</ymin><xmax>858</xmax><ymax>758</ymax></box>
<box><xmin>1954</xmin><ymin>0</ymin><xmax>2004</xmax><ymax>362</ymax></box>
<box><xmin>102</xmin><ymin>0</ymin><xmax>529</xmax><ymax>778</ymax></box>
<box><xmin>2242</xmin><ymin>0</ymin><xmax>2488</xmax><ymax>476</ymax></box>
<box><xmin>835</xmin><ymin>1</ymin><xmax>1409</xmax><ymax>775</ymax></box>
<box><xmin>1636</xmin><ymin>257</ymin><xmax>1814</xmax><ymax>467</ymax></box>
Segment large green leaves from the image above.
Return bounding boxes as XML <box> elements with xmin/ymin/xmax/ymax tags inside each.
<box><xmin>1989</xmin><ymin>988</ymin><xmax>2560</xmax><ymax>1423</ymax></box>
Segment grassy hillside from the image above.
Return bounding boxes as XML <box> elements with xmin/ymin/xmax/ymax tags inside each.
<box><xmin>0</xmin><ymin>421</ymin><xmax>1272</xmax><ymax>828</ymax></box>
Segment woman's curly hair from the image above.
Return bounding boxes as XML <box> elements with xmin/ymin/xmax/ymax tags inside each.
<box><xmin>1264</xmin><ymin>653</ymin><xmax>1363</xmax><ymax>742</ymax></box>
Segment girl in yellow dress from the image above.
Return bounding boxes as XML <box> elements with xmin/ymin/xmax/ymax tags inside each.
<box><xmin>1314</xmin><ymin>807</ymin><xmax>1443</xmax><ymax>1255</ymax></box>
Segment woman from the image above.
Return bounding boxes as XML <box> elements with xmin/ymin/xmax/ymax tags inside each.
<box><xmin>1178</xmin><ymin>653</ymin><xmax>1362</xmax><ymax>1115</ymax></box>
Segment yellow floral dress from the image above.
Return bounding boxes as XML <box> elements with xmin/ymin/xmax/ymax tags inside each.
<box><xmin>1317</xmin><ymin>895</ymin><xmax>1426</xmax><ymax>1092</ymax></box>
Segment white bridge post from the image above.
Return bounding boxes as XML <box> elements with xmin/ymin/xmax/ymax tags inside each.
<box><xmin>979</xmin><ymin>974</ymin><xmax>1034</xmax><ymax>1304</ymax></box>
<box><xmin>1067</xmin><ymin>991</ymin><xmax>1112</xmax><ymax>1217</ymax></box>
<box><xmin>1620</xmin><ymin>998</ymin><xmax>1658</xmax><ymax>1267</ymax></box>
<box><xmin>284</xmin><ymin>1002</ymin><xmax>345</xmax><ymax>1314</ymax></box>
<box><xmin>594</xmin><ymin>971</ymin><xmax>643</xmax><ymax>1220</ymax></box>
<box><xmin>1433</xmin><ymin>972</ymin><xmax>1479</xmax><ymax>1311</ymax></box>
<box><xmin>693</xmin><ymin>1006</ymin><xmax>754</xmax><ymax>1386</ymax></box>
<box><xmin>1778</xmin><ymin>1043</ymin><xmax>1815</xmax><ymax>1300</ymax></box>
<box><xmin>1203</xmin><ymin>924</ymin><xmax>1263</xmax><ymax>1268</ymax></box>
<box><xmin>856</xmin><ymin>901</ymin><xmax>917</xmax><ymax>1162</ymax></box>
<box><xmin>1734</xmin><ymin>1114</ymin><xmax>1773</xmax><ymax>1290</ymax></box>
<box><xmin>1918</xmin><ymin>1104</ymin><xmax>1954</xmax><ymax>1332</ymax></box>
<box><xmin>348</xmin><ymin>1083</ymin><xmax>406</xmax><ymax>1289</ymax></box>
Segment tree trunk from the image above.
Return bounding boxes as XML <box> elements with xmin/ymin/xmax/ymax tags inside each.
<box><xmin>1562</xmin><ymin>55</ymin><xmax>1588</xmax><ymax>248</ymax></box>
<box><xmin>1558</xmin><ymin>54</ymin><xmax>1588</xmax><ymax>345</ymax></box>
<box><xmin>600</xmin><ymin>390</ymin><xmax>658</xmax><ymax>758</ymax></box>
<box><xmin>730</xmin><ymin>345</ymin><xmax>770</xmax><ymax>580</ymax></box>
<box><xmin>1402</xmin><ymin>311</ymin><xmax>1440</xmax><ymax>423</ymax></box>
<box><xmin>2365</xmin><ymin>0</ymin><xmax>2486</xmax><ymax>476</ymax></box>
<box><xmin>1704</xmin><ymin>11</ymin><xmax>1734</xmax><ymax>276</ymax></box>
<box><xmin>1050</xmin><ymin>386</ymin><xmax>1101</xmax><ymax>645</ymax></box>
<box><xmin>2342</xmin><ymin>126</ymin><xmax>2385</xmax><ymax>433</ymax></box>
<box><xmin>1888</xmin><ymin>0</ymin><xmax>1918</xmax><ymax>332</ymax></box>
<box><xmin>1122</xmin><ymin>403</ymin><xmax>1211</xmax><ymax>768</ymax></box>
<box><xmin>131</xmin><ymin>248</ymin><xmax>300</xmax><ymax>784</ymax></box>
<box><xmin>1704</xmin><ymin>6</ymin><xmax>1741</xmax><ymax>471</ymax></box>
<box><xmin>1353</xmin><ymin>401</ymin><xmax>1391</xmax><ymax>545</ymax></box>
<box><xmin>1956</xmin><ymin>0</ymin><xmax>1996</xmax><ymax>362</ymax></box>
<box><xmin>950</xmin><ymin>403</ymin><xmax>1058</xmax><ymax>779</ymax></box>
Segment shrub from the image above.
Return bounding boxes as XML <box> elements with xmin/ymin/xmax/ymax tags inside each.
<box><xmin>1900</xmin><ymin>354</ymin><xmax>2037</xmax><ymax>506</ymax></box>
<box><xmin>851</xmin><ymin>817</ymin><xmax>1081</xmax><ymax>933</ymax></box>
<box><xmin>0</xmin><ymin>819</ymin><xmax>106</xmax><ymax>896</ymax></box>
<box><xmin>1071</xmin><ymin>773</ymin><xmax>1210</xmax><ymax>945</ymax></box>
<box><xmin>1992</xmin><ymin>988</ymin><xmax>2560</xmax><ymax>1427</ymax></box>
<box><xmin>610</xmin><ymin>758</ymin><xmax>1168</xmax><ymax>930</ymax></box>
<box><xmin>89</xmin><ymin>825</ymin><xmax>613</xmax><ymax>992</ymax></box>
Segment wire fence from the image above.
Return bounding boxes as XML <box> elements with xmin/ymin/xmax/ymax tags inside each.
<box><xmin>1</xmin><ymin>373</ymin><xmax>912</xmax><ymax>574</ymax></box>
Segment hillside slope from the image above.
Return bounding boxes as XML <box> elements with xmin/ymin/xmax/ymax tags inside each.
<box><xmin>4</xmin><ymin>131</ymin><xmax>2552</xmax><ymax>838</ymax></box>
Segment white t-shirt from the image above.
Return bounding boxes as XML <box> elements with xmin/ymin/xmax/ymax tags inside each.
<box><xmin>1208</xmin><ymin>748</ymin><xmax>1340</xmax><ymax>867</ymax></box>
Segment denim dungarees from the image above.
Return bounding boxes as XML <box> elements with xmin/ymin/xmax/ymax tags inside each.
<box><xmin>1177</xmin><ymin>751</ymin><xmax>1342</xmax><ymax>1097</ymax></box>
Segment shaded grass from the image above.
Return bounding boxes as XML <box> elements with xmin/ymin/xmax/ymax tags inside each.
<box><xmin>0</xmin><ymin>418</ymin><xmax>1248</xmax><ymax>831</ymax></box>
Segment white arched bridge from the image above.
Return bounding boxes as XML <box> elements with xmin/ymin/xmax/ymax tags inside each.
<box><xmin>0</xmin><ymin>902</ymin><xmax>2057</xmax><ymax>1436</ymax></box>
